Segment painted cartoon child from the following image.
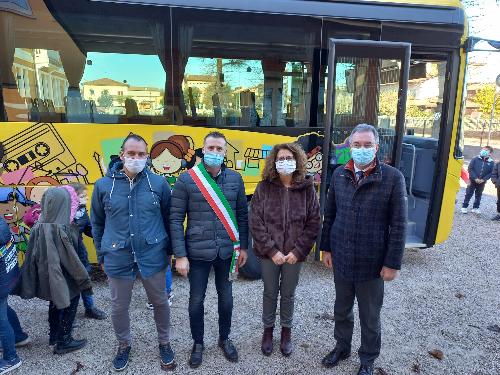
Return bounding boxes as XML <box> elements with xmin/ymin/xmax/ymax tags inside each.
<box><xmin>25</xmin><ymin>176</ymin><xmax>60</xmax><ymax>204</ymax></box>
<box><xmin>0</xmin><ymin>188</ymin><xmax>33</xmax><ymax>253</ymax></box>
<box><xmin>296</xmin><ymin>133</ymin><xmax>324</xmax><ymax>184</ymax></box>
<box><xmin>150</xmin><ymin>135</ymin><xmax>196</xmax><ymax>186</ymax></box>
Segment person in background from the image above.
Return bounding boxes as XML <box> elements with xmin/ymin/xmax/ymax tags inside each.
<box><xmin>491</xmin><ymin>159</ymin><xmax>500</xmax><ymax>221</ymax></box>
<box><xmin>250</xmin><ymin>143</ymin><xmax>321</xmax><ymax>357</ymax></box>
<box><xmin>18</xmin><ymin>187</ymin><xmax>92</xmax><ymax>355</ymax></box>
<box><xmin>0</xmin><ymin>217</ymin><xmax>29</xmax><ymax>374</ymax></box>
<box><xmin>461</xmin><ymin>146</ymin><xmax>494</xmax><ymax>214</ymax></box>
<box><xmin>68</xmin><ymin>183</ymin><xmax>107</xmax><ymax>320</ymax></box>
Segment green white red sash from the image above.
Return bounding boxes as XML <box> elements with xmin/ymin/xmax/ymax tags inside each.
<box><xmin>188</xmin><ymin>163</ymin><xmax>240</xmax><ymax>278</ymax></box>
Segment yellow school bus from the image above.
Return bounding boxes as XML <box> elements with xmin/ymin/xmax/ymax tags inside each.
<box><xmin>0</xmin><ymin>0</ymin><xmax>471</xmax><ymax>275</ymax></box>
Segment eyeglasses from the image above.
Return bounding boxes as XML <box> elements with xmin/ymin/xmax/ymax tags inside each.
<box><xmin>277</xmin><ymin>156</ymin><xmax>295</xmax><ymax>162</ymax></box>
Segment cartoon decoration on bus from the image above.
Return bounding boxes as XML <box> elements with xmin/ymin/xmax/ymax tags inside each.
<box><xmin>150</xmin><ymin>135</ymin><xmax>196</xmax><ymax>186</ymax></box>
<box><xmin>296</xmin><ymin>132</ymin><xmax>324</xmax><ymax>183</ymax></box>
<box><xmin>0</xmin><ymin>187</ymin><xmax>34</xmax><ymax>254</ymax></box>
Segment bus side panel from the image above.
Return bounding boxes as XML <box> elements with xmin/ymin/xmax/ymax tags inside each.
<box><xmin>0</xmin><ymin>122</ymin><xmax>316</xmax><ymax>263</ymax></box>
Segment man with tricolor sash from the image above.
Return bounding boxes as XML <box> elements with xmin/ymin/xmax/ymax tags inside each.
<box><xmin>170</xmin><ymin>131</ymin><xmax>249</xmax><ymax>369</ymax></box>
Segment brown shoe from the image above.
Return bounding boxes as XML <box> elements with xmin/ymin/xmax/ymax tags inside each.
<box><xmin>280</xmin><ymin>327</ymin><xmax>292</xmax><ymax>356</ymax></box>
<box><xmin>261</xmin><ymin>326</ymin><xmax>274</xmax><ymax>356</ymax></box>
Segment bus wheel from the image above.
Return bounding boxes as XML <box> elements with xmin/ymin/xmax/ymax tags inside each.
<box><xmin>238</xmin><ymin>202</ymin><xmax>261</xmax><ymax>280</ymax></box>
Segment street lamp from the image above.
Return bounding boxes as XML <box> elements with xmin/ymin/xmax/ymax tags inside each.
<box><xmin>487</xmin><ymin>74</ymin><xmax>500</xmax><ymax>146</ymax></box>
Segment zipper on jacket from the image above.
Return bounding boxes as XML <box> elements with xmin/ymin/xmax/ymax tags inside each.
<box><xmin>283</xmin><ymin>187</ymin><xmax>289</xmax><ymax>252</ymax></box>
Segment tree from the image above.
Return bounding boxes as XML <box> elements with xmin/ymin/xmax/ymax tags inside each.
<box><xmin>474</xmin><ymin>84</ymin><xmax>500</xmax><ymax>119</ymax></box>
<box><xmin>97</xmin><ymin>89</ymin><xmax>113</xmax><ymax>108</ymax></box>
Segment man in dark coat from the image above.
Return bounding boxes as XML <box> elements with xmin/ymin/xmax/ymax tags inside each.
<box><xmin>320</xmin><ymin>124</ymin><xmax>407</xmax><ymax>375</ymax></box>
<box><xmin>170</xmin><ymin>131</ymin><xmax>248</xmax><ymax>368</ymax></box>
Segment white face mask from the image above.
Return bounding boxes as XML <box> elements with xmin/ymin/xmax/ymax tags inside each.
<box><xmin>124</xmin><ymin>157</ymin><xmax>147</xmax><ymax>174</ymax></box>
<box><xmin>275</xmin><ymin>160</ymin><xmax>297</xmax><ymax>176</ymax></box>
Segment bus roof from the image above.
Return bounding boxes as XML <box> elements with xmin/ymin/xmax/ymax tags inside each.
<box><xmin>89</xmin><ymin>0</ymin><xmax>465</xmax><ymax>27</ymax></box>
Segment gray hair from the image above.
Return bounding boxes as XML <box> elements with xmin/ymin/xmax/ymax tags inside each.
<box><xmin>349</xmin><ymin>124</ymin><xmax>379</xmax><ymax>144</ymax></box>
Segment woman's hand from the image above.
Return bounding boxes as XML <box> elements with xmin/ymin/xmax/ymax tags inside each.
<box><xmin>271</xmin><ymin>251</ymin><xmax>286</xmax><ymax>265</ymax></box>
<box><xmin>285</xmin><ymin>252</ymin><xmax>298</xmax><ymax>264</ymax></box>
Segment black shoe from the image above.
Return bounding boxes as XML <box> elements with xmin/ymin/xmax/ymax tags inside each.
<box><xmin>218</xmin><ymin>338</ymin><xmax>238</xmax><ymax>362</ymax></box>
<box><xmin>357</xmin><ymin>364</ymin><xmax>374</xmax><ymax>375</ymax></box>
<box><xmin>492</xmin><ymin>214</ymin><xmax>500</xmax><ymax>221</ymax></box>
<box><xmin>53</xmin><ymin>337</ymin><xmax>87</xmax><ymax>355</ymax></box>
<box><xmin>189</xmin><ymin>343</ymin><xmax>204</xmax><ymax>369</ymax></box>
<box><xmin>85</xmin><ymin>307</ymin><xmax>107</xmax><ymax>320</ymax></box>
<box><xmin>321</xmin><ymin>347</ymin><xmax>350</xmax><ymax>368</ymax></box>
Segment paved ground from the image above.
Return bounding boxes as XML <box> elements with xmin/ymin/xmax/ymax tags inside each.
<box><xmin>8</xmin><ymin>185</ymin><xmax>500</xmax><ymax>375</ymax></box>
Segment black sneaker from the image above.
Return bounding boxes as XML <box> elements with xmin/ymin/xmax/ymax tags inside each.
<box><xmin>159</xmin><ymin>343</ymin><xmax>176</xmax><ymax>370</ymax></box>
<box><xmin>53</xmin><ymin>337</ymin><xmax>87</xmax><ymax>355</ymax></box>
<box><xmin>84</xmin><ymin>307</ymin><xmax>107</xmax><ymax>320</ymax></box>
<box><xmin>113</xmin><ymin>344</ymin><xmax>131</xmax><ymax>372</ymax></box>
<box><xmin>492</xmin><ymin>214</ymin><xmax>500</xmax><ymax>221</ymax></box>
<box><xmin>189</xmin><ymin>343</ymin><xmax>203</xmax><ymax>369</ymax></box>
<box><xmin>218</xmin><ymin>339</ymin><xmax>238</xmax><ymax>362</ymax></box>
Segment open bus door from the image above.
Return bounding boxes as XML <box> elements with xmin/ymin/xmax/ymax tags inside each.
<box><xmin>318</xmin><ymin>39</ymin><xmax>412</xmax><ymax>257</ymax></box>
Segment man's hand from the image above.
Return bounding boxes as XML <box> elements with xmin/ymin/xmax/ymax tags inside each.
<box><xmin>285</xmin><ymin>252</ymin><xmax>298</xmax><ymax>265</ymax></box>
<box><xmin>322</xmin><ymin>251</ymin><xmax>333</xmax><ymax>269</ymax></box>
<box><xmin>380</xmin><ymin>266</ymin><xmax>399</xmax><ymax>281</ymax></box>
<box><xmin>238</xmin><ymin>249</ymin><xmax>248</xmax><ymax>268</ymax></box>
<box><xmin>271</xmin><ymin>251</ymin><xmax>286</xmax><ymax>265</ymax></box>
<box><xmin>175</xmin><ymin>256</ymin><xmax>190</xmax><ymax>277</ymax></box>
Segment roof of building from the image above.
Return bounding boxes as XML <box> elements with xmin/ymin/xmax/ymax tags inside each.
<box><xmin>83</xmin><ymin>78</ymin><xmax>129</xmax><ymax>87</ymax></box>
<box><xmin>184</xmin><ymin>75</ymin><xmax>217</xmax><ymax>83</ymax></box>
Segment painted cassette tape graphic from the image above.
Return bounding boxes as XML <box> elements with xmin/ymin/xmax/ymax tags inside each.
<box><xmin>1</xmin><ymin>123</ymin><xmax>77</xmax><ymax>177</ymax></box>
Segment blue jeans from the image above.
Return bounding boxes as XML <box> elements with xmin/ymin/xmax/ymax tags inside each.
<box><xmin>81</xmin><ymin>294</ymin><xmax>94</xmax><ymax>311</ymax></box>
<box><xmin>188</xmin><ymin>257</ymin><xmax>233</xmax><ymax>345</ymax></box>
<box><xmin>165</xmin><ymin>265</ymin><xmax>172</xmax><ymax>294</ymax></box>
<box><xmin>0</xmin><ymin>297</ymin><xmax>24</xmax><ymax>361</ymax></box>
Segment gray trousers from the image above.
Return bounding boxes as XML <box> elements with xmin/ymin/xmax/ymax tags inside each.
<box><xmin>333</xmin><ymin>273</ymin><xmax>384</xmax><ymax>366</ymax></box>
<box><xmin>108</xmin><ymin>269</ymin><xmax>170</xmax><ymax>346</ymax></box>
<box><xmin>261</xmin><ymin>258</ymin><xmax>302</xmax><ymax>328</ymax></box>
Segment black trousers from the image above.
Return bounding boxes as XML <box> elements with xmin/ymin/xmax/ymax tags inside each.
<box><xmin>462</xmin><ymin>180</ymin><xmax>486</xmax><ymax>209</ymax></box>
<box><xmin>497</xmin><ymin>187</ymin><xmax>500</xmax><ymax>213</ymax></box>
<box><xmin>333</xmin><ymin>274</ymin><xmax>384</xmax><ymax>366</ymax></box>
<box><xmin>48</xmin><ymin>295</ymin><xmax>79</xmax><ymax>344</ymax></box>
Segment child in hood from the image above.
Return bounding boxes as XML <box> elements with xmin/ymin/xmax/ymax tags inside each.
<box><xmin>18</xmin><ymin>186</ymin><xmax>92</xmax><ymax>354</ymax></box>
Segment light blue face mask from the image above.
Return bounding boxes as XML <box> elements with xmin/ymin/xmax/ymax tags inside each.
<box><xmin>479</xmin><ymin>149</ymin><xmax>490</xmax><ymax>158</ymax></box>
<box><xmin>204</xmin><ymin>152</ymin><xmax>224</xmax><ymax>167</ymax></box>
<box><xmin>351</xmin><ymin>147</ymin><xmax>376</xmax><ymax>166</ymax></box>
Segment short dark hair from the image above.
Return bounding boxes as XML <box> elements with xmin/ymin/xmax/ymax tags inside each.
<box><xmin>68</xmin><ymin>182</ymin><xmax>86</xmax><ymax>195</ymax></box>
<box><xmin>121</xmin><ymin>133</ymin><xmax>148</xmax><ymax>151</ymax></box>
<box><xmin>483</xmin><ymin>145</ymin><xmax>494</xmax><ymax>153</ymax></box>
<box><xmin>203</xmin><ymin>131</ymin><xmax>227</xmax><ymax>145</ymax></box>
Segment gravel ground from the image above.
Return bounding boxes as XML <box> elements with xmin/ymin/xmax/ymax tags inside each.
<box><xmin>8</xmin><ymin>185</ymin><xmax>500</xmax><ymax>375</ymax></box>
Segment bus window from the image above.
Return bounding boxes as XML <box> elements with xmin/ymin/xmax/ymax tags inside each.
<box><xmin>80</xmin><ymin>53</ymin><xmax>166</xmax><ymax>123</ymax></box>
<box><xmin>172</xmin><ymin>8</ymin><xmax>320</xmax><ymax>127</ymax></box>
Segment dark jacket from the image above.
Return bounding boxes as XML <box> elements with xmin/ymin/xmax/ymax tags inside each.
<box><xmin>468</xmin><ymin>156</ymin><xmax>494</xmax><ymax>182</ymax></box>
<box><xmin>91</xmin><ymin>161</ymin><xmax>171</xmax><ymax>279</ymax></box>
<box><xmin>320</xmin><ymin>159</ymin><xmax>407</xmax><ymax>282</ymax></box>
<box><xmin>250</xmin><ymin>175</ymin><xmax>321</xmax><ymax>262</ymax></box>
<box><xmin>74</xmin><ymin>206</ymin><xmax>92</xmax><ymax>273</ymax></box>
<box><xmin>18</xmin><ymin>188</ymin><xmax>92</xmax><ymax>309</ymax></box>
<box><xmin>0</xmin><ymin>217</ymin><xmax>10</xmax><ymax>246</ymax></box>
<box><xmin>169</xmin><ymin>165</ymin><xmax>248</xmax><ymax>261</ymax></box>
<box><xmin>491</xmin><ymin>161</ymin><xmax>500</xmax><ymax>188</ymax></box>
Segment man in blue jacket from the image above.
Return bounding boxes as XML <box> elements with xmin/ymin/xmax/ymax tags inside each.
<box><xmin>91</xmin><ymin>134</ymin><xmax>174</xmax><ymax>371</ymax></box>
<box><xmin>170</xmin><ymin>131</ymin><xmax>248</xmax><ymax>369</ymax></box>
<box><xmin>320</xmin><ymin>124</ymin><xmax>407</xmax><ymax>375</ymax></box>
<box><xmin>461</xmin><ymin>146</ymin><xmax>495</xmax><ymax>214</ymax></box>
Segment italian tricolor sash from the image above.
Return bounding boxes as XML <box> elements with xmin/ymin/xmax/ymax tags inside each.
<box><xmin>188</xmin><ymin>163</ymin><xmax>241</xmax><ymax>278</ymax></box>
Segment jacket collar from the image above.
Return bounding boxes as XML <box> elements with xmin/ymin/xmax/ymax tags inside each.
<box><xmin>341</xmin><ymin>158</ymin><xmax>382</xmax><ymax>187</ymax></box>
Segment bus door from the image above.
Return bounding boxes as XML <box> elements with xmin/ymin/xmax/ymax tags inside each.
<box><xmin>320</xmin><ymin>39</ymin><xmax>418</xmax><ymax>244</ymax></box>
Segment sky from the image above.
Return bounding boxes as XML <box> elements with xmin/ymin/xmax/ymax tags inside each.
<box><xmin>80</xmin><ymin>1</ymin><xmax>500</xmax><ymax>89</ymax></box>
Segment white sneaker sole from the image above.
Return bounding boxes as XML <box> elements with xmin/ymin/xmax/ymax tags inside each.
<box><xmin>114</xmin><ymin>360</ymin><xmax>129</xmax><ymax>372</ymax></box>
<box><xmin>0</xmin><ymin>360</ymin><xmax>22</xmax><ymax>375</ymax></box>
